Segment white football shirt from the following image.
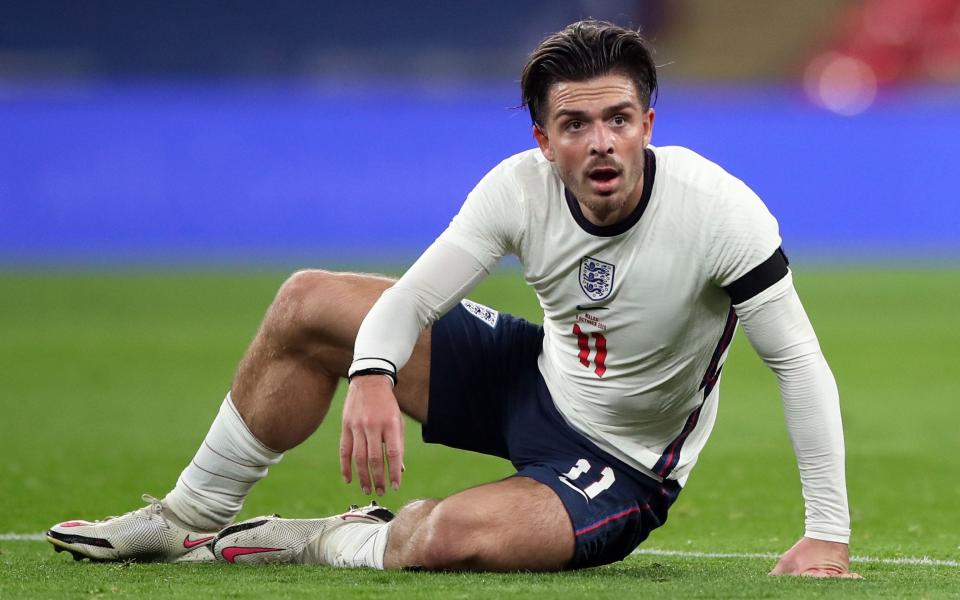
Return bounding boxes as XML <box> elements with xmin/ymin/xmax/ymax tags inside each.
<box><xmin>434</xmin><ymin>145</ymin><xmax>779</xmax><ymax>485</ymax></box>
<box><xmin>351</xmin><ymin>144</ymin><xmax>851</xmax><ymax>543</ymax></box>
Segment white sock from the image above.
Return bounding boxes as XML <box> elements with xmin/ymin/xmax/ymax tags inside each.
<box><xmin>164</xmin><ymin>393</ymin><xmax>283</xmax><ymax>531</ymax></box>
<box><xmin>310</xmin><ymin>521</ymin><xmax>391</xmax><ymax>569</ymax></box>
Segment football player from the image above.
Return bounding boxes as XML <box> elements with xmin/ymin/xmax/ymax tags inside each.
<box><xmin>48</xmin><ymin>20</ymin><xmax>857</xmax><ymax>577</ymax></box>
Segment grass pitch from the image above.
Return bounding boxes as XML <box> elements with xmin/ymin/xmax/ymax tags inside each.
<box><xmin>1</xmin><ymin>267</ymin><xmax>958</xmax><ymax>598</ymax></box>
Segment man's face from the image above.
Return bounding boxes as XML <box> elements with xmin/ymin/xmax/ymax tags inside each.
<box><xmin>534</xmin><ymin>73</ymin><xmax>654</xmax><ymax>225</ymax></box>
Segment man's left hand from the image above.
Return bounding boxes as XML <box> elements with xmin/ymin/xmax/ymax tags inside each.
<box><xmin>770</xmin><ymin>537</ymin><xmax>862</xmax><ymax>578</ymax></box>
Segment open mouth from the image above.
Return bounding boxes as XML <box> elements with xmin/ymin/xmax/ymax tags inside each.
<box><xmin>588</xmin><ymin>168</ymin><xmax>620</xmax><ymax>182</ymax></box>
<box><xmin>587</xmin><ymin>167</ymin><xmax>621</xmax><ymax>194</ymax></box>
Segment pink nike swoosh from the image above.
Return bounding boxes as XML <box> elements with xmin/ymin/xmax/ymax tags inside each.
<box><xmin>182</xmin><ymin>535</ymin><xmax>215</xmax><ymax>549</ymax></box>
<box><xmin>221</xmin><ymin>546</ymin><xmax>282</xmax><ymax>564</ymax></box>
<box><xmin>58</xmin><ymin>521</ymin><xmax>91</xmax><ymax>528</ymax></box>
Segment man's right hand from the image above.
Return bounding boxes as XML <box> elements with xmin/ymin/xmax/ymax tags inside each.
<box><xmin>340</xmin><ymin>374</ymin><xmax>405</xmax><ymax>496</ymax></box>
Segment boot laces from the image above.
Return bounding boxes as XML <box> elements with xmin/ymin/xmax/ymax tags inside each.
<box><xmin>97</xmin><ymin>494</ymin><xmax>169</xmax><ymax>528</ymax></box>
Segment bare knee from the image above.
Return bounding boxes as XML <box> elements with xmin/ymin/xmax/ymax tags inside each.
<box><xmin>413</xmin><ymin>500</ymin><xmax>486</xmax><ymax>570</ymax></box>
<box><xmin>263</xmin><ymin>269</ymin><xmax>334</xmax><ymax>342</ymax></box>
<box><xmin>261</xmin><ymin>269</ymin><xmax>391</xmax><ymax>350</ymax></box>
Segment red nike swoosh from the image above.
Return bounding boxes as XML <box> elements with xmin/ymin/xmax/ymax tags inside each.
<box><xmin>182</xmin><ymin>535</ymin><xmax>215</xmax><ymax>549</ymax></box>
<box><xmin>221</xmin><ymin>546</ymin><xmax>282</xmax><ymax>564</ymax></box>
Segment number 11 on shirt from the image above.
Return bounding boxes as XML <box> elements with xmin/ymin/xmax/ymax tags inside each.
<box><xmin>572</xmin><ymin>324</ymin><xmax>607</xmax><ymax>377</ymax></box>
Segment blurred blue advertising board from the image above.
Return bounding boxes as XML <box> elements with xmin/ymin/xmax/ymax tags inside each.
<box><xmin>1</xmin><ymin>81</ymin><xmax>957</xmax><ymax>266</ymax></box>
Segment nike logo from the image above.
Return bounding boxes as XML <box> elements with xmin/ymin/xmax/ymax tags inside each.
<box><xmin>220</xmin><ymin>546</ymin><xmax>282</xmax><ymax>564</ymax></box>
<box><xmin>182</xmin><ymin>535</ymin><xmax>215</xmax><ymax>549</ymax></box>
<box><xmin>57</xmin><ymin>521</ymin><xmax>90</xmax><ymax>528</ymax></box>
<box><xmin>576</xmin><ymin>305</ymin><xmax>609</xmax><ymax>311</ymax></box>
<box><xmin>557</xmin><ymin>476</ymin><xmax>590</xmax><ymax>502</ymax></box>
<box><xmin>340</xmin><ymin>513</ymin><xmax>380</xmax><ymax>522</ymax></box>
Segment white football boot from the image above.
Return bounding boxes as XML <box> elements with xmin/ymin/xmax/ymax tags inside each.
<box><xmin>212</xmin><ymin>502</ymin><xmax>394</xmax><ymax>565</ymax></box>
<box><xmin>46</xmin><ymin>494</ymin><xmax>220</xmax><ymax>563</ymax></box>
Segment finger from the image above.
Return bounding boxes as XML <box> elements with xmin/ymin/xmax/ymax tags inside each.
<box><xmin>384</xmin><ymin>418</ymin><xmax>404</xmax><ymax>492</ymax></box>
<box><xmin>842</xmin><ymin>572</ymin><xmax>863</xmax><ymax>579</ymax></box>
<box><xmin>802</xmin><ymin>567</ymin><xmax>862</xmax><ymax>579</ymax></box>
<box><xmin>352</xmin><ymin>428</ymin><xmax>371</xmax><ymax>495</ymax></box>
<box><xmin>768</xmin><ymin>559</ymin><xmax>794</xmax><ymax>576</ymax></box>
<box><xmin>366</xmin><ymin>433</ymin><xmax>385</xmax><ymax>496</ymax></box>
<box><xmin>801</xmin><ymin>569</ymin><xmax>834</xmax><ymax>578</ymax></box>
<box><xmin>339</xmin><ymin>428</ymin><xmax>354</xmax><ymax>484</ymax></box>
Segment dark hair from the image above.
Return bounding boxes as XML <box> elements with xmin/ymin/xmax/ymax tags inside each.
<box><xmin>521</xmin><ymin>20</ymin><xmax>657</xmax><ymax>126</ymax></box>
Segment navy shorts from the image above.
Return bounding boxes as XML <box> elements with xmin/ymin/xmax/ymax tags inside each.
<box><xmin>424</xmin><ymin>301</ymin><xmax>681</xmax><ymax>569</ymax></box>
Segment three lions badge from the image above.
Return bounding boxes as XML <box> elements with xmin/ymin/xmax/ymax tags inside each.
<box><xmin>579</xmin><ymin>256</ymin><xmax>615</xmax><ymax>301</ymax></box>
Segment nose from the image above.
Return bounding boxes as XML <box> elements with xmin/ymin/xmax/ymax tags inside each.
<box><xmin>588</xmin><ymin>124</ymin><xmax>615</xmax><ymax>156</ymax></box>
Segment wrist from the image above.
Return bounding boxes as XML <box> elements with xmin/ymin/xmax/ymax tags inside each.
<box><xmin>348</xmin><ymin>369</ymin><xmax>396</xmax><ymax>388</ymax></box>
<box><xmin>348</xmin><ymin>358</ymin><xmax>398</xmax><ymax>387</ymax></box>
<box><xmin>803</xmin><ymin>530</ymin><xmax>850</xmax><ymax>545</ymax></box>
<box><xmin>802</xmin><ymin>537</ymin><xmax>849</xmax><ymax>550</ymax></box>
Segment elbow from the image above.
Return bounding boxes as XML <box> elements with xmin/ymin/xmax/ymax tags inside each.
<box><xmin>764</xmin><ymin>346</ymin><xmax>825</xmax><ymax>373</ymax></box>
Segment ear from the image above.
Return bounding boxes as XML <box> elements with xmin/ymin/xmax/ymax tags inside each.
<box><xmin>533</xmin><ymin>124</ymin><xmax>555</xmax><ymax>162</ymax></box>
<box><xmin>642</xmin><ymin>108</ymin><xmax>656</xmax><ymax>146</ymax></box>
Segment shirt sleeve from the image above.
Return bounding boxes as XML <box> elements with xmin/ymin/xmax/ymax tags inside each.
<box><xmin>349</xmin><ymin>160</ymin><xmax>524</xmax><ymax>379</ymax></box>
<box><xmin>735</xmin><ymin>272</ymin><xmax>852</xmax><ymax>543</ymax></box>
<box><xmin>706</xmin><ymin>178</ymin><xmax>783</xmax><ymax>290</ymax></box>
<box><xmin>349</xmin><ymin>239</ymin><xmax>491</xmax><ymax>378</ymax></box>
<box><xmin>436</xmin><ymin>157</ymin><xmax>525</xmax><ymax>268</ymax></box>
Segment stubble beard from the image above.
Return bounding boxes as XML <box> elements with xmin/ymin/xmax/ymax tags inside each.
<box><xmin>577</xmin><ymin>190</ymin><xmax>627</xmax><ymax>223</ymax></box>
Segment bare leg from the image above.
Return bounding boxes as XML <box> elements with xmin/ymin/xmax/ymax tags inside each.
<box><xmin>49</xmin><ymin>269</ymin><xmax>437</xmax><ymax>562</ymax></box>
<box><xmin>229</xmin><ymin>270</ymin><xmax>430</xmax><ymax>451</ymax></box>
<box><xmin>207</xmin><ymin>270</ymin><xmax>577</xmax><ymax>571</ymax></box>
<box><xmin>385</xmin><ymin>477</ymin><xmax>575</xmax><ymax>571</ymax></box>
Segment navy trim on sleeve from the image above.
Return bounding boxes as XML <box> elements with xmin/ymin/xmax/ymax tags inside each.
<box><xmin>724</xmin><ymin>247</ymin><xmax>789</xmax><ymax>304</ymax></box>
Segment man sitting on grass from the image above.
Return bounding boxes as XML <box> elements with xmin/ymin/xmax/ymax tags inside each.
<box><xmin>48</xmin><ymin>19</ymin><xmax>857</xmax><ymax>577</ymax></box>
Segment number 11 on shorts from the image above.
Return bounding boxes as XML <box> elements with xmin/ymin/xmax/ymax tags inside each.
<box><xmin>560</xmin><ymin>458</ymin><xmax>616</xmax><ymax>500</ymax></box>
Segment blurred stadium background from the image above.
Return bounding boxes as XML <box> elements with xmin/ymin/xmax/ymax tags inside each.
<box><xmin>1</xmin><ymin>0</ymin><xmax>958</xmax><ymax>266</ymax></box>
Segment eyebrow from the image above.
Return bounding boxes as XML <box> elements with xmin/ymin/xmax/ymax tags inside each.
<box><xmin>552</xmin><ymin>101</ymin><xmax>638</xmax><ymax>122</ymax></box>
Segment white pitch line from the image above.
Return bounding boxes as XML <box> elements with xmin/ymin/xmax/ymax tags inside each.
<box><xmin>0</xmin><ymin>533</ymin><xmax>45</xmax><ymax>541</ymax></box>
<box><xmin>634</xmin><ymin>548</ymin><xmax>960</xmax><ymax>568</ymax></box>
<box><xmin>3</xmin><ymin>533</ymin><xmax>957</xmax><ymax>568</ymax></box>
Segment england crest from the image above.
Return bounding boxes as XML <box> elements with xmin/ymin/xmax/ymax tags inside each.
<box><xmin>579</xmin><ymin>256</ymin><xmax>615</xmax><ymax>301</ymax></box>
